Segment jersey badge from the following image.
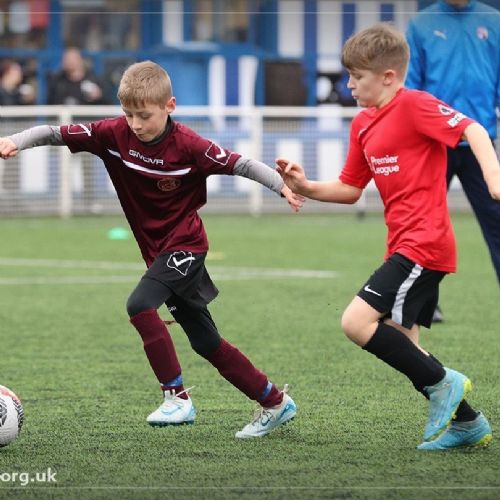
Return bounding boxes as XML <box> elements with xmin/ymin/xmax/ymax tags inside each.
<box><xmin>437</xmin><ymin>104</ymin><xmax>454</xmax><ymax>116</ymax></box>
<box><xmin>158</xmin><ymin>177</ymin><xmax>181</xmax><ymax>192</ymax></box>
<box><xmin>477</xmin><ymin>27</ymin><xmax>488</xmax><ymax>40</ymax></box>
<box><xmin>205</xmin><ymin>142</ymin><xmax>231</xmax><ymax>165</ymax></box>
<box><xmin>67</xmin><ymin>124</ymin><xmax>92</xmax><ymax>136</ymax></box>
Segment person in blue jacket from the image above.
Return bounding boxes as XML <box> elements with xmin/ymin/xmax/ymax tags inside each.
<box><xmin>406</xmin><ymin>0</ymin><xmax>500</xmax><ymax>323</ymax></box>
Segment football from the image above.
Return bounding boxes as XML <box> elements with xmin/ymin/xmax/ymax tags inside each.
<box><xmin>0</xmin><ymin>385</ymin><xmax>24</xmax><ymax>447</ymax></box>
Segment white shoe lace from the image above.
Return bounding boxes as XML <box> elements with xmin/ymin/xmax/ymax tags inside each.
<box><xmin>161</xmin><ymin>386</ymin><xmax>194</xmax><ymax>410</ymax></box>
<box><xmin>250</xmin><ymin>384</ymin><xmax>289</xmax><ymax>425</ymax></box>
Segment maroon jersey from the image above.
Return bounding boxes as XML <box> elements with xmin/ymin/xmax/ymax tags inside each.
<box><xmin>61</xmin><ymin>117</ymin><xmax>240</xmax><ymax>266</ymax></box>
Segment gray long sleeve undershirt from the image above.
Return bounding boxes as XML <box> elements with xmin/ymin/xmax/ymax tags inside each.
<box><xmin>8</xmin><ymin>125</ymin><xmax>64</xmax><ymax>150</ymax></box>
<box><xmin>8</xmin><ymin>125</ymin><xmax>284</xmax><ymax>195</ymax></box>
<box><xmin>233</xmin><ymin>157</ymin><xmax>284</xmax><ymax>195</ymax></box>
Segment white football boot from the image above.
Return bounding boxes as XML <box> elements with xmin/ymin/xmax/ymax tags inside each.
<box><xmin>235</xmin><ymin>384</ymin><xmax>297</xmax><ymax>438</ymax></box>
<box><xmin>146</xmin><ymin>387</ymin><xmax>196</xmax><ymax>426</ymax></box>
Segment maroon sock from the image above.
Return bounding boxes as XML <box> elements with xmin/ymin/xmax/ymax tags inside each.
<box><xmin>130</xmin><ymin>309</ymin><xmax>182</xmax><ymax>386</ymax></box>
<box><xmin>205</xmin><ymin>338</ymin><xmax>275</xmax><ymax>403</ymax></box>
<box><xmin>261</xmin><ymin>384</ymin><xmax>283</xmax><ymax>408</ymax></box>
<box><xmin>160</xmin><ymin>375</ymin><xmax>187</xmax><ymax>399</ymax></box>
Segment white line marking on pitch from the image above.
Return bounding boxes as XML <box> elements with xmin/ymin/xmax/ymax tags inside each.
<box><xmin>0</xmin><ymin>257</ymin><xmax>337</xmax><ymax>285</ymax></box>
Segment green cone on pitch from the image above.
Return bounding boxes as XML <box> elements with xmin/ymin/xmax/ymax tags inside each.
<box><xmin>107</xmin><ymin>227</ymin><xmax>130</xmax><ymax>240</ymax></box>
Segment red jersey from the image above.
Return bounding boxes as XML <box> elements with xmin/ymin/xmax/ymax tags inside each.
<box><xmin>340</xmin><ymin>88</ymin><xmax>474</xmax><ymax>272</ymax></box>
<box><xmin>61</xmin><ymin>117</ymin><xmax>240</xmax><ymax>266</ymax></box>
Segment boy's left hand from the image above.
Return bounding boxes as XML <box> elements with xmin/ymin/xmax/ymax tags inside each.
<box><xmin>281</xmin><ymin>184</ymin><xmax>305</xmax><ymax>212</ymax></box>
<box><xmin>485</xmin><ymin>169</ymin><xmax>500</xmax><ymax>200</ymax></box>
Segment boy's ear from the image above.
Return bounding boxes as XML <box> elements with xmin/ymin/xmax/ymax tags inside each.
<box><xmin>166</xmin><ymin>96</ymin><xmax>176</xmax><ymax>113</ymax></box>
<box><xmin>383</xmin><ymin>70</ymin><xmax>397</xmax><ymax>85</ymax></box>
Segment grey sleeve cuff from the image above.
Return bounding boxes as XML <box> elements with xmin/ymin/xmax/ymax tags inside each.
<box><xmin>8</xmin><ymin>125</ymin><xmax>64</xmax><ymax>151</ymax></box>
<box><xmin>233</xmin><ymin>157</ymin><xmax>284</xmax><ymax>195</ymax></box>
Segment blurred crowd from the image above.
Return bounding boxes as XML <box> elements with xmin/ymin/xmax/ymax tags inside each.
<box><xmin>0</xmin><ymin>58</ymin><xmax>36</xmax><ymax>105</ymax></box>
<box><xmin>0</xmin><ymin>47</ymin><xmax>112</xmax><ymax>106</ymax></box>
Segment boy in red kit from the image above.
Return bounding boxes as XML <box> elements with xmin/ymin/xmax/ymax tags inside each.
<box><xmin>277</xmin><ymin>24</ymin><xmax>500</xmax><ymax>450</ymax></box>
<box><xmin>0</xmin><ymin>61</ymin><xmax>301</xmax><ymax>438</ymax></box>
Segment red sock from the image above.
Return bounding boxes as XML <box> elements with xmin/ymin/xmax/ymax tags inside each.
<box><xmin>205</xmin><ymin>338</ymin><xmax>277</xmax><ymax>403</ymax></box>
<box><xmin>130</xmin><ymin>309</ymin><xmax>182</xmax><ymax>386</ymax></box>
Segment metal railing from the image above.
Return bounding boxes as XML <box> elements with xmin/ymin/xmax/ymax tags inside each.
<box><xmin>0</xmin><ymin>105</ymin><xmax>481</xmax><ymax>217</ymax></box>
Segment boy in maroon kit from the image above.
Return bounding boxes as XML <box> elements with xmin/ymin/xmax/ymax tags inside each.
<box><xmin>277</xmin><ymin>24</ymin><xmax>500</xmax><ymax>450</ymax></box>
<box><xmin>0</xmin><ymin>61</ymin><xmax>301</xmax><ymax>438</ymax></box>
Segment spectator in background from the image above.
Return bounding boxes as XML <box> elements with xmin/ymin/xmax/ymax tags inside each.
<box><xmin>48</xmin><ymin>47</ymin><xmax>109</xmax><ymax>105</ymax></box>
<box><xmin>0</xmin><ymin>59</ymin><xmax>35</xmax><ymax>194</ymax></box>
<box><xmin>406</xmin><ymin>0</ymin><xmax>500</xmax><ymax>322</ymax></box>
<box><xmin>0</xmin><ymin>59</ymin><xmax>35</xmax><ymax>105</ymax></box>
<box><xmin>48</xmin><ymin>47</ymin><xmax>110</xmax><ymax>212</ymax></box>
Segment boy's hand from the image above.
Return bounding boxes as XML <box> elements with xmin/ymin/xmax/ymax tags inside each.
<box><xmin>0</xmin><ymin>137</ymin><xmax>18</xmax><ymax>159</ymax></box>
<box><xmin>280</xmin><ymin>184</ymin><xmax>305</xmax><ymax>212</ymax></box>
<box><xmin>275</xmin><ymin>158</ymin><xmax>310</xmax><ymax>195</ymax></box>
<box><xmin>485</xmin><ymin>169</ymin><xmax>500</xmax><ymax>200</ymax></box>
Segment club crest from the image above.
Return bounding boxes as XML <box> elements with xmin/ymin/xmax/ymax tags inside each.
<box><xmin>158</xmin><ymin>177</ymin><xmax>181</xmax><ymax>191</ymax></box>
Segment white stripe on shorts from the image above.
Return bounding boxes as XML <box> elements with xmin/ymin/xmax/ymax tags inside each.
<box><xmin>391</xmin><ymin>263</ymin><xmax>423</xmax><ymax>325</ymax></box>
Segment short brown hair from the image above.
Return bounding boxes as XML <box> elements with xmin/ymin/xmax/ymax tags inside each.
<box><xmin>117</xmin><ymin>61</ymin><xmax>172</xmax><ymax>108</ymax></box>
<box><xmin>341</xmin><ymin>23</ymin><xmax>409</xmax><ymax>77</ymax></box>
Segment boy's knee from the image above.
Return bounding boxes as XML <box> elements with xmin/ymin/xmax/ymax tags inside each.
<box><xmin>169</xmin><ymin>302</ymin><xmax>222</xmax><ymax>357</ymax></box>
<box><xmin>340</xmin><ymin>310</ymin><xmax>358</xmax><ymax>340</ymax></box>
<box><xmin>190</xmin><ymin>335</ymin><xmax>221</xmax><ymax>358</ymax></box>
<box><xmin>341</xmin><ymin>310</ymin><xmax>372</xmax><ymax>346</ymax></box>
<box><xmin>126</xmin><ymin>294</ymin><xmax>148</xmax><ymax>317</ymax></box>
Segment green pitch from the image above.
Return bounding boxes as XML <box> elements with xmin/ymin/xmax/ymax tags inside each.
<box><xmin>0</xmin><ymin>213</ymin><xmax>498</xmax><ymax>499</ymax></box>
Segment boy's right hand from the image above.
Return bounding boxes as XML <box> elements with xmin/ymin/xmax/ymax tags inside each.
<box><xmin>0</xmin><ymin>137</ymin><xmax>18</xmax><ymax>159</ymax></box>
<box><xmin>275</xmin><ymin>158</ymin><xmax>309</xmax><ymax>196</ymax></box>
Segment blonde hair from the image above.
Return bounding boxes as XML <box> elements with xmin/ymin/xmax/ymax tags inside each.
<box><xmin>341</xmin><ymin>23</ymin><xmax>409</xmax><ymax>77</ymax></box>
<box><xmin>117</xmin><ymin>61</ymin><xmax>172</xmax><ymax>108</ymax></box>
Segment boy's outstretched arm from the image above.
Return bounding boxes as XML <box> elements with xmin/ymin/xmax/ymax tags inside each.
<box><xmin>275</xmin><ymin>158</ymin><xmax>362</xmax><ymax>204</ymax></box>
<box><xmin>233</xmin><ymin>157</ymin><xmax>305</xmax><ymax>212</ymax></box>
<box><xmin>463</xmin><ymin>123</ymin><xmax>500</xmax><ymax>200</ymax></box>
<box><xmin>0</xmin><ymin>125</ymin><xmax>64</xmax><ymax>159</ymax></box>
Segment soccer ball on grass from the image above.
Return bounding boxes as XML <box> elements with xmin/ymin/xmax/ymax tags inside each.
<box><xmin>0</xmin><ymin>385</ymin><xmax>24</xmax><ymax>447</ymax></box>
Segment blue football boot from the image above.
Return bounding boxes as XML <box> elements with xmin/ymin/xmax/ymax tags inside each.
<box><xmin>423</xmin><ymin>368</ymin><xmax>472</xmax><ymax>441</ymax></box>
<box><xmin>418</xmin><ymin>412</ymin><xmax>492</xmax><ymax>450</ymax></box>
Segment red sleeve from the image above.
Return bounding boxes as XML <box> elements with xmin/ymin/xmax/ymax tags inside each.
<box><xmin>60</xmin><ymin>120</ymin><xmax>110</xmax><ymax>156</ymax></box>
<box><xmin>410</xmin><ymin>91</ymin><xmax>475</xmax><ymax>148</ymax></box>
<box><xmin>339</xmin><ymin>115</ymin><xmax>372</xmax><ymax>189</ymax></box>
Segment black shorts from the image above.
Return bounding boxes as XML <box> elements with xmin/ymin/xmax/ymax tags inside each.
<box><xmin>144</xmin><ymin>251</ymin><xmax>218</xmax><ymax>308</ymax></box>
<box><xmin>357</xmin><ymin>253</ymin><xmax>446</xmax><ymax>329</ymax></box>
